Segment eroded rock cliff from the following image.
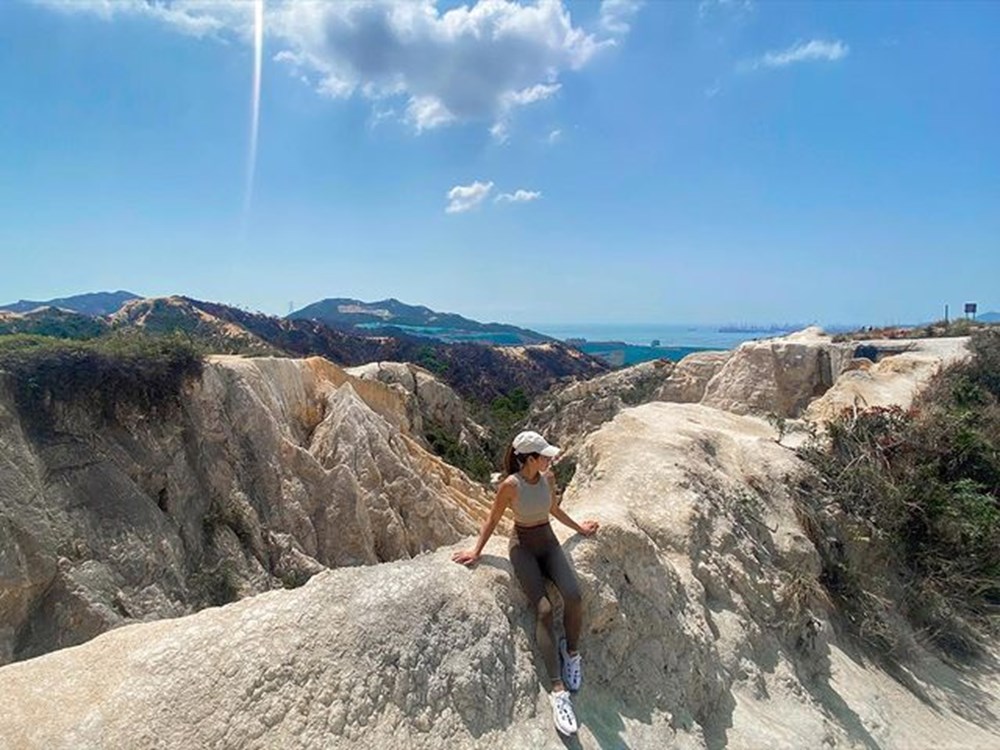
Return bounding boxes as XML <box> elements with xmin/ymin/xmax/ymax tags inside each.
<box><xmin>1</xmin><ymin>330</ymin><xmax>996</xmax><ymax>750</ymax></box>
<box><xmin>1</xmin><ymin>402</ymin><xmax>997</xmax><ymax>749</ymax></box>
<box><xmin>345</xmin><ymin>361</ymin><xmax>487</xmax><ymax>452</ymax></box>
<box><xmin>527</xmin><ymin>358</ymin><xmax>676</xmax><ymax>458</ymax></box>
<box><xmin>0</xmin><ymin>356</ymin><xmax>490</xmax><ymax>665</ymax></box>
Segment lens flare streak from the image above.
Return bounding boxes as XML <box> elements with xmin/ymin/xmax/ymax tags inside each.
<box><xmin>243</xmin><ymin>0</ymin><xmax>264</xmax><ymax>223</ymax></box>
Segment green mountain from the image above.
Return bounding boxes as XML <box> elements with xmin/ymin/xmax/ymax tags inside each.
<box><xmin>105</xmin><ymin>296</ymin><xmax>607</xmax><ymax>404</ymax></box>
<box><xmin>0</xmin><ymin>290</ymin><xmax>141</xmax><ymax>316</ymax></box>
<box><xmin>0</xmin><ymin>307</ymin><xmax>109</xmax><ymax>339</ymax></box>
<box><xmin>287</xmin><ymin>297</ymin><xmax>553</xmax><ymax>345</ymax></box>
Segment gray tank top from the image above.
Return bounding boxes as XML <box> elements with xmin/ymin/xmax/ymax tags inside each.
<box><xmin>510</xmin><ymin>473</ymin><xmax>552</xmax><ymax>526</ymax></box>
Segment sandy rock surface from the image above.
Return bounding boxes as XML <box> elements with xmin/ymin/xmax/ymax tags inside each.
<box><xmin>700</xmin><ymin>327</ymin><xmax>855</xmax><ymax>417</ymax></box>
<box><xmin>528</xmin><ymin>358</ymin><xmax>675</xmax><ymax>457</ymax></box>
<box><xmin>805</xmin><ymin>337</ymin><xmax>970</xmax><ymax>421</ymax></box>
<box><xmin>0</xmin><ymin>357</ymin><xmax>487</xmax><ymax>665</ymax></box>
<box><xmin>2</xmin><ymin>401</ymin><xmax>998</xmax><ymax>749</ymax></box>
<box><xmin>346</xmin><ymin>361</ymin><xmax>487</xmax><ymax>449</ymax></box>
<box><xmin>2</xmin><ymin>329</ymin><xmax>997</xmax><ymax>749</ymax></box>
<box><xmin>656</xmin><ymin>350</ymin><xmax>732</xmax><ymax>403</ymax></box>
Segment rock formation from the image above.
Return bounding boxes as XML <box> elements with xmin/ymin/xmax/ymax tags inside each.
<box><xmin>345</xmin><ymin>361</ymin><xmax>487</xmax><ymax>452</ymax></box>
<box><xmin>654</xmin><ymin>350</ymin><xmax>732</xmax><ymax>403</ymax></box>
<box><xmin>700</xmin><ymin>327</ymin><xmax>855</xmax><ymax>418</ymax></box>
<box><xmin>526</xmin><ymin>326</ymin><xmax>961</xmax><ymax>472</ymax></box>
<box><xmin>1</xmin><ymin>329</ymin><xmax>997</xmax><ymax>749</ymax></box>
<box><xmin>805</xmin><ymin>337</ymin><xmax>970</xmax><ymax>421</ymax></box>
<box><xmin>0</xmin><ymin>356</ymin><xmax>490</xmax><ymax>665</ymax></box>
<box><xmin>527</xmin><ymin>358</ymin><xmax>676</xmax><ymax>457</ymax></box>
<box><xmin>2</xmin><ymin>401</ymin><xmax>997</xmax><ymax>749</ymax></box>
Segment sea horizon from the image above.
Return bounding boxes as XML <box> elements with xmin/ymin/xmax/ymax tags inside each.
<box><xmin>525</xmin><ymin>322</ymin><xmax>862</xmax><ymax>351</ymax></box>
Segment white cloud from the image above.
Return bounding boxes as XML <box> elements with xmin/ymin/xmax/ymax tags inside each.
<box><xmin>369</xmin><ymin>105</ymin><xmax>399</xmax><ymax>130</ymax></box>
<box><xmin>489</xmin><ymin>83</ymin><xmax>560</xmax><ymax>144</ymax></box>
<box><xmin>600</xmin><ymin>0</ymin><xmax>642</xmax><ymax>36</ymax></box>
<box><xmin>490</xmin><ymin>122</ymin><xmax>511</xmax><ymax>144</ymax></box>
<box><xmin>754</xmin><ymin>39</ymin><xmax>849</xmax><ymax>69</ymax></box>
<box><xmin>33</xmin><ymin>0</ymin><xmax>248</xmax><ymax>38</ymax></box>
<box><xmin>446</xmin><ymin>181</ymin><xmax>494</xmax><ymax>214</ymax></box>
<box><xmin>547</xmin><ymin>128</ymin><xmax>563</xmax><ymax>144</ymax></box>
<box><xmin>272</xmin><ymin>0</ymin><xmax>611</xmax><ymax>133</ymax></box>
<box><xmin>407</xmin><ymin>95</ymin><xmax>457</xmax><ymax>131</ymax></box>
<box><xmin>502</xmin><ymin>83</ymin><xmax>562</xmax><ymax>108</ymax></box>
<box><xmin>496</xmin><ymin>189</ymin><xmax>541</xmax><ymax>204</ymax></box>
<box><xmin>35</xmin><ymin>0</ymin><xmax>631</xmax><ymax>136</ymax></box>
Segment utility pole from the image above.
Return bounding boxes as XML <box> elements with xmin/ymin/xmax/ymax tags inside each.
<box><xmin>945</xmin><ymin>304</ymin><xmax>949</xmax><ymax>324</ymax></box>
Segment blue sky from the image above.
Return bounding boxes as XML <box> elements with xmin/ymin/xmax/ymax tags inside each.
<box><xmin>1</xmin><ymin>0</ymin><xmax>997</xmax><ymax>326</ymax></box>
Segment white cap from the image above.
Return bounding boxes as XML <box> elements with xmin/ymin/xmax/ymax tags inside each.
<box><xmin>512</xmin><ymin>430</ymin><xmax>560</xmax><ymax>457</ymax></box>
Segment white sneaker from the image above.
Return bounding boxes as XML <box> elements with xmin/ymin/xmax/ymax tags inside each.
<box><xmin>560</xmin><ymin>638</ymin><xmax>582</xmax><ymax>692</ymax></box>
<box><xmin>550</xmin><ymin>689</ymin><xmax>578</xmax><ymax>736</ymax></box>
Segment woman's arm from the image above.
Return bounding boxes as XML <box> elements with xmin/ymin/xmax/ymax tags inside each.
<box><xmin>452</xmin><ymin>480</ymin><xmax>514</xmax><ymax>566</ymax></box>
<box><xmin>546</xmin><ymin>470</ymin><xmax>599</xmax><ymax>536</ymax></box>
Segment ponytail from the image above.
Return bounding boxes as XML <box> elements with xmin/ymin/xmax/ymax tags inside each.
<box><xmin>502</xmin><ymin>445</ymin><xmax>539</xmax><ymax>477</ymax></box>
<box><xmin>502</xmin><ymin>445</ymin><xmax>520</xmax><ymax>477</ymax></box>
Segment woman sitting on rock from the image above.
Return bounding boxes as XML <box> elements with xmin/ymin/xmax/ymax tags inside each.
<box><xmin>452</xmin><ymin>430</ymin><xmax>600</xmax><ymax>737</ymax></box>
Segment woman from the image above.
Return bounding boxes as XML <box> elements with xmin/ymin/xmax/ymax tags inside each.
<box><xmin>452</xmin><ymin>430</ymin><xmax>599</xmax><ymax>736</ymax></box>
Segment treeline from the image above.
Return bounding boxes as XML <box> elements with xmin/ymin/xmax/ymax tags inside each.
<box><xmin>0</xmin><ymin>333</ymin><xmax>203</xmax><ymax>432</ymax></box>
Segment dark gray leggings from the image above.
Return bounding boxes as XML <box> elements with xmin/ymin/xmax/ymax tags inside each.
<box><xmin>509</xmin><ymin>522</ymin><xmax>582</xmax><ymax>685</ymax></box>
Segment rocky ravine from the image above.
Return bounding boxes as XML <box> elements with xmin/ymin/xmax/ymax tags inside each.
<box><xmin>345</xmin><ymin>361</ymin><xmax>487</xmax><ymax>455</ymax></box>
<box><xmin>0</xmin><ymin>330</ymin><xmax>996</xmax><ymax>749</ymax></box>
<box><xmin>0</xmin><ymin>356</ymin><xmax>492</xmax><ymax>665</ymax></box>
<box><xmin>1</xmin><ymin>403</ymin><xmax>997</xmax><ymax>749</ymax></box>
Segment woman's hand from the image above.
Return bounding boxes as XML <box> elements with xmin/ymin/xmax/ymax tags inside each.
<box><xmin>578</xmin><ymin>520</ymin><xmax>600</xmax><ymax>537</ymax></box>
<box><xmin>451</xmin><ymin>549</ymin><xmax>481</xmax><ymax>567</ymax></box>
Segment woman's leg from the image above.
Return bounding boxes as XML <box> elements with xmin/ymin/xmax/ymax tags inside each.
<box><xmin>510</xmin><ymin>540</ymin><xmax>561</xmax><ymax>685</ymax></box>
<box><xmin>543</xmin><ymin>543</ymin><xmax>583</xmax><ymax>652</ymax></box>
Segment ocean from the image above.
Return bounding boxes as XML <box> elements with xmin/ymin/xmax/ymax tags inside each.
<box><xmin>525</xmin><ymin>323</ymin><xmax>799</xmax><ymax>367</ymax></box>
<box><xmin>528</xmin><ymin>323</ymin><xmax>785</xmax><ymax>350</ymax></box>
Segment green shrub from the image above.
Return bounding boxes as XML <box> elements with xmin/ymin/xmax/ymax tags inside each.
<box><xmin>799</xmin><ymin>337</ymin><xmax>1000</xmax><ymax>659</ymax></box>
<box><xmin>416</xmin><ymin>345</ymin><xmax>449</xmax><ymax>376</ymax></box>
<box><xmin>967</xmin><ymin>328</ymin><xmax>1000</xmax><ymax>398</ymax></box>
<box><xmin>0</xmin><ymin>315</ymin><xmax>107</xmax><ymax>340</ymax></box>
<box><xmin>0</xmin><ymin>332</ymin><xmax>204</xmax><ymax>431</ymax></box>
<box><xmin>424</xmin><ymin>420</ymin><xmax>493</xmax><ymax>483</ymax></box>
<box><xmin>488</xmin><ymin>387</ymin><xmax>530</xmax><ymax>430</ymax></box>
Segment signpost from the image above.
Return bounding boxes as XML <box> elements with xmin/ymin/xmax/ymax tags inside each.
<box><xmin>965</xmin><ymin>302</ymin><xmax>978</xmax><ymax>320</ymax></box>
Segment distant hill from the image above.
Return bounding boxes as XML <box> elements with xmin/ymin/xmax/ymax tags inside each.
<box><xmin>288</xmin><ymin>297</ymin><xmax>553</xmax><ymax>345</ymax></box>
<box><xmin>111</xmin><ymin>297</ymin><xmax>283</xmax><ymax>355</ymax></box>
<box><xmin>0</xmin><ymin>307</ymin><xmax>109</xmax><ymax>339</ymax></box>
<box><xmin>0</xmin><ymin>291</ymin><xmax>141</xmax><ymax>316</ymax></box>
<box><xmin>105</xmin><ymin>296</ymin><xmax>608</xmax><ymax>404</ymax></box>
<box><xmin>978</xmin><ymin>311</ymin><xmax>1000</xmax><ymax>323</ymax></box>
<box><xmin>0</xmin><ymin>293</ymin><xmax>608</xmax><ymax>402</ymax></box>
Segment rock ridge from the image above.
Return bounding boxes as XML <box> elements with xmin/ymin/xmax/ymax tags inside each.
<box><xmin>0</xmin><ymin>356</ymin><xmax>490</xmax><ymax>665</ymax></box>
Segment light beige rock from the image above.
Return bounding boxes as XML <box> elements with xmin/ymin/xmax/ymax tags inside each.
<box><xmin>2</xmin><ymin>402</ymin><xmax>997</xmax><ymax>749</ymax></box>
<box><xmin>701</xmin><ymin>327</ymin><xmax>855</xmax><ymax>418</ymax></box>
<box><xmin>806</xmin><ymin>337</ymin><xmax>970</xmax><ymax>422</ymax></box>
<box><xmin>655</xmin><ymin>350</ymin><xmax>732</xmax><ymax>403</ymax></box>
<box><xmin>0</xmin><ymin>357</ymin><xmax>489</xmax><ymax>665</ymax></box>
<box><xmin>2</xmin><ymin>331</ymin><xmax>997</xmax><ymax>748</ymax></box>
<box><xmin>528</xmin><ymin>358</ymin><xmax>675</xmax><ymax>458</ymax></box>
<box><xmin>346</xmin><ymin>361</ymin><xmax>487</xmax><ymax>449</ymax></box>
